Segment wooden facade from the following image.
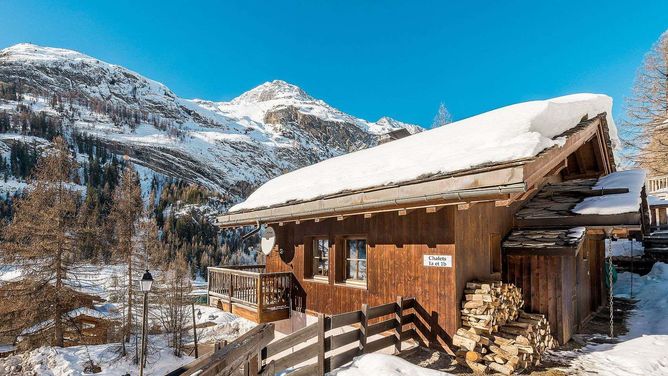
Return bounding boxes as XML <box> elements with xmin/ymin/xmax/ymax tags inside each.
<box><xmin>267</xmin><ymin>207</ymin><xmax>458</xmax><ymax>350</ymax></box>
<box><xmin>503</xmin><ymin>233</ymin><xmax>606</xmax><ymax>343</ymax></box>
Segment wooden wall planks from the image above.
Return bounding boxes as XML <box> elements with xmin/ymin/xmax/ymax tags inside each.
<box><xmin>503</xmin><ymin>233</ymin><xmax>606</xmax><ymax>344</ymax></box>
<box><xmin>266</xmin><ymin>207</ymin><xmax>458</xmax><ymax>350</ymax></box>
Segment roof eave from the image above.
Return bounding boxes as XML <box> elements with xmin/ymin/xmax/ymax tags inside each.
<box><xmin>217</xmin><ymin>165</ymin><xmax>527</xmax><ymax>227</ymax></box>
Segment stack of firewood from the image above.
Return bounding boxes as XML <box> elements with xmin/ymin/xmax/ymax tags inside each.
<box><xmin>460</xmin><ymin>281</ymin><xmax>524</xmax><ymax>333</ymax></box>
<box><xmin>454</xmin><ymin>281</ymin><xmax>557</xmax><ymax>375</ymax></box>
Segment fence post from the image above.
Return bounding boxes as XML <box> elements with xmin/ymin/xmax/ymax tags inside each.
<box><xmin>429</xmin><ymin>310</ymin><xmax>438</xmax><ymax>350</ymax></box>
<box><xmin>360</xmin><ymin>304</ymin><xmax>368</xmax><ymax>353</ymax></box>
<box><xmin>228</xmin><ymin>274</ymin><xmax>234</xmax><ymax>312</ymax></box>
<box><xmin>257</xmin><ymin>275</ymin><xmax>263</xmax><ymax>322</ymax></box>
<box><xmin>395</xmin><ymin>296</ymin><xmax>403</xmax><ymax>354</ymax></box>
<box><xmin>215</xmin><ymin>339</ymin><xmax>227</xmax><ymax>352</ymax></box>
<box><xmin>317</xmin><ymin>313</ymin><xmax>325</xmax><ymax>375</ymax></box>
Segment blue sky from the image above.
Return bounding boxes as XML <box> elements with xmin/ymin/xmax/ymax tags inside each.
<box><xmin>1</xmin><ymin>1</ymin><xmax>667</xmax><ymax>127</ymax></box>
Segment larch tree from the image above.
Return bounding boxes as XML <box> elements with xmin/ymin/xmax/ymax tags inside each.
<box><xmin>109</xmin><ymin>163</ymin><xmax>143</xmax><ymax>354</ymax></box>
<box><xmin>0</xmin><ymin>137</ymin><xmax>80</xmax><ymax>347</ymax></box>
<box><xmin>431</xmin><ymin>102</ymin><xmax>453</xmax><ymax>128</ymax></box>
<box><xmin>624</xmin><ymin>31</ymin><xmax>668</xmax><ymax>174</ymax></box>
<box><xmin>156</xmin><ymin>255</ymin><xmax>192</xmax><ymax>357</ymax></box>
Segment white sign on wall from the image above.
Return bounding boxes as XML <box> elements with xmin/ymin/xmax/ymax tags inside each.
<box><xmin>423</xmin><ymin>255</ymin><xmax>452</xmax><ymax>268</ymax></box>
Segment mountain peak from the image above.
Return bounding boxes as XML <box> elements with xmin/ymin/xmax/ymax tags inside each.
<box><xmin>231</xmin><ymin>80</ymin><xmax>314</xmax><ymax>104</ymax></box>
<box><xmin>0</xmin><ymin>43</ymin><xmax>95</xmax><ymax>63</ymax></box>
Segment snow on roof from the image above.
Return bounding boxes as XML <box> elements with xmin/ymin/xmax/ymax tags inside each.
<box><xmin>572</xmin><ymin>169</ymin><xmax>646</xmax><ymax>215</ymax></box>
<box><xmin>231</xmin><ymin>94</ymin><xmax>617</xmax><ymax>213</ymax></box>
<box><xmin>19</xmin><ymin>307</ymin><xmax>111</xmax><ymax>337</ymax></box>
<box><xmin>648</xmin><ymin>195</ymin><xmax>668</xmax><ymax>206</ymax></box>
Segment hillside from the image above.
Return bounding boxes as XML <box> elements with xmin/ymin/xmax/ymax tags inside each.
<box><xmin>0</xmin><ymin>43</ymin><xmax>422</xmax><ymax>200</ymax></box>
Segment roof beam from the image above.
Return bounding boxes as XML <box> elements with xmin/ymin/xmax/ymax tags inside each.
<box><xmin>425</xmin><ymin>206</ymin><xmax>442</xmax><ymax>214</ymax></box>
<box><xmin>515</xmin><ymin>212</ymin><xmax>641</xmax><ymax>229</ymax></box>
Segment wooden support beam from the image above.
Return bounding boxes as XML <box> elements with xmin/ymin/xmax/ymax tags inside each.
<box><xmin>425</xmin><ymin>206</ymin><xmax>442</xmax><ymax>214</ymax></box>
<box><xmin>363</xmin><ymin>213</ymin><xmax>374</xmax><ymax>219</ymax></box>
<box><xmin>336</xmin><ymin>215</ymin><xmax>345</xmax><ymax>221</ymax></box>
<box><xmin>314</xmin><ymin>218</ymin><xmax>321</xmax><ymax>223</ymax></box>
<box><xmin>457</xmin><ymin>203</ymin><xmax>470</xmax><ymax>211</ymax></box>
<box><xmin>494</xmin><ymin>199</ymin><xmax>513</xmax><ymax>207</ymax></box>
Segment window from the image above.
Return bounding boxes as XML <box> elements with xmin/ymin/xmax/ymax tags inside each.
<box><xmin>345</xmin><ymin>239</ymin><xmax>367</xmax><ymax>283</ymax></box>
<box><xmin>312</xmin><ymin>238</ymin><xmax>329</xmax><ymax>278</ymax></box>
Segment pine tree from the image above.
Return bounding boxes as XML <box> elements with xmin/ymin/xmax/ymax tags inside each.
<box><xmin>0</xmin><ymin>137</ymin><xmax>80</xmax><ymax>347</ymax></box>
<box><xmin>431</xmin><ymin>102</ymin><xmax>452</xmax><ymax>128</ymax></box>
<box><xmin>109</xmin><ymin>163</ymin><xmax>143</xmax><ymax>354</ymax></box>
<box><xmin>624</xmin><ymin>31</ymin><xmax>668</xmax><ymax>173</ymax></box>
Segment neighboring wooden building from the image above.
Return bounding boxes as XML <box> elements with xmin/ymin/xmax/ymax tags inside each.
<box><xmin>213</xmin><ymin>96</ymin><xmax>649</xmax><ymax>349</ymax></box>
<box><xmin>16</xmin><ymin>307</ymin><xmax>117</xmax><ymax>351</ymax></box>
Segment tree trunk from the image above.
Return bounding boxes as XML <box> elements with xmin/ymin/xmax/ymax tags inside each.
<box><xmin>54</xmin><ymin>252</ymin><xmax>64</xmax><ymax>347</ymax></box>
<box><xmin>54</xmin><ymin>181</ymin><xmax>65</xmax><ymax>347</ymax></box>
<box><xmin>126</xmin><ymin>241</ymin><xmax>133</xmax><ymax>344</ymax></box>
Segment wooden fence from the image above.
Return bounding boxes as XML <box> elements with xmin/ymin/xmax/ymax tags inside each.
<box><xmin>169</xmin><ymin>296</ymin><xmax>438</xmax><ymax>376</ymax></box>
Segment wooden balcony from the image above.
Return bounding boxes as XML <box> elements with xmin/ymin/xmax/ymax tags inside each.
<box><xmin>207</xmin><ymin>265</ymin><xmax>293</xmax><ymax>323</ymax></box>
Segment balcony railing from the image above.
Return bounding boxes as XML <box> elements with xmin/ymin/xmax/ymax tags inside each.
<box><xmin>647</xmin><ymin>174</ymin><xmax>668</xmax><ymax>194</ymax></box>
<box><xmin>207</xmin><ymin>265</ymin><xmax>293</xmax><ymax>322</ymax></box>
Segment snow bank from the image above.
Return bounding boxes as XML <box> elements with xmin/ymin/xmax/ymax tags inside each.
<box><xmin>14</xmin><ymin>337</ymin><xmax>193</xmax><ymax>376</ymax></box>
<box><xmin>566</xmin><ymin>335</ymin><xmax>668</xmax><ymax>376</ymax></box>
<box><xmin>231</xmin><ymin>94</ymin><xmax>617</xmax><ymax>212</ymax></box>
<box><xmin>572</xmin><ymin>169</ymin><xmax>646</xmax><ymax>215</ymax></box>
<box><xmin>327</xmin><ymin>353</ymin><xmax>452</xmax><ymax>376</ymax></box>
<box><xmin>606</xmin><ymin>238</ymin><xmax>644</xmax><ymax>257</ymax></box>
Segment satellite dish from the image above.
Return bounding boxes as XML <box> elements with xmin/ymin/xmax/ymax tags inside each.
<box><xmin>261</xmin><ymin>226</ymin><xmax>276</xmax><ymax>255</ymax></box>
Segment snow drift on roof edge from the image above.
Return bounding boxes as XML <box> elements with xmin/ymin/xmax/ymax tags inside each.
<box><xmin>230</xmin><ymin>93</ymin><xmax>617</xmax><ymax>213</ymax></box>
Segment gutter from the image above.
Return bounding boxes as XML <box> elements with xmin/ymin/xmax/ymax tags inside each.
<box><xmin>217</xmin><ymin>182</ymin><xmax>527</xmax><ymax>227</ymax></box>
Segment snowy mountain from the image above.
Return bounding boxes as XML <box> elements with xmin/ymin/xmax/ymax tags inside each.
<box><xmin>0</xmin><ymin>43</ymin><xmax>422</xmax><ymax>199</ymax></box>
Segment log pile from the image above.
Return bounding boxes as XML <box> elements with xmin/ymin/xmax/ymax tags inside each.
<box><xmin>454</xmin><ymin>281</ymin><xmax>557</xmax><ymax>375</ymax></box>
<box><xmin>461</xmin><ymin>281</ymin><xmax>523</xmax><ymax>333</ymax></box>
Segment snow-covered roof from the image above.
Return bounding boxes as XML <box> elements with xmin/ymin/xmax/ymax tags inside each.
<box><xmin>19</xmin><ymin>307</ymin><xmax>113</xmax><ymax>337</ymax></box>
<box><xmin>648</xmin><ymin>195</ymin><xmax>668</xmax><ymax>207</ymax></box>
<box><xmin>230</xmin><ymin>94</ymin><xmax>617</xmax><ymax>213</ymax></box>
<box><xmin>572</xmin><ymin>170</ymin><xmax>646</xmax><ymax>215</ymax></box>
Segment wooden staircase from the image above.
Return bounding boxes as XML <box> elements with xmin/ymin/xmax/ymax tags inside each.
<box><xmin>643</xmin><ymin>231</ymin><xmax>668</xmax><ymax>262</ymax></box>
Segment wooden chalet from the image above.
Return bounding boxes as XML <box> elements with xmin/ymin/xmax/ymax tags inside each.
<box><xmin>16</xmin><ymin>307</ymin><xmax>117</xmax><ymax>350</ymax></box>
<box><xmin>212</xmin><ymin>95</ymin><xmax>649</xmax><ymax>350</ymax></box>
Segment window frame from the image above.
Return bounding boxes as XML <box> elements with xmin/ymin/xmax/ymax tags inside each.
<box><xmin>343</xmin><ymin>237</ymin><xmax>368</xmax><ymax>286</ymax></box>
<box><xmin>310</xmin><ymin>236</ymin><xmax>330</xmax><ymax>281</ymax></box>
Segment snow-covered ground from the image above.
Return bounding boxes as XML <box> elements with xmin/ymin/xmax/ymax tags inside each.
<box><xmin>1</xmin><ymin>336</ymin><xmax>193</xmax><ymax>376</ymax></box>
<box><xmin>553</xmin><ymin>262</ymin><xmax>668</xmax><ymax>375</ymax></box>
<box><xmin>0</xmin><ymin>304</ymin><xmax>255</xmax><ymax>376</ymax></box>
<box><xmin>328</xmin><ymin>353</ymin><xmax>452</xmax><ymax>376</ymax></box>
<box><xmin>0</xmin><ymin>264</ymin><xmax>256</xmax><ymax>375</ymax></box>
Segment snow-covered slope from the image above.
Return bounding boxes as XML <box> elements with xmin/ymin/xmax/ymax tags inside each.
<box><xmin>0</xmin><ymin>43</ymin><xmax>422</xmax><ymax>198</ymax></box>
